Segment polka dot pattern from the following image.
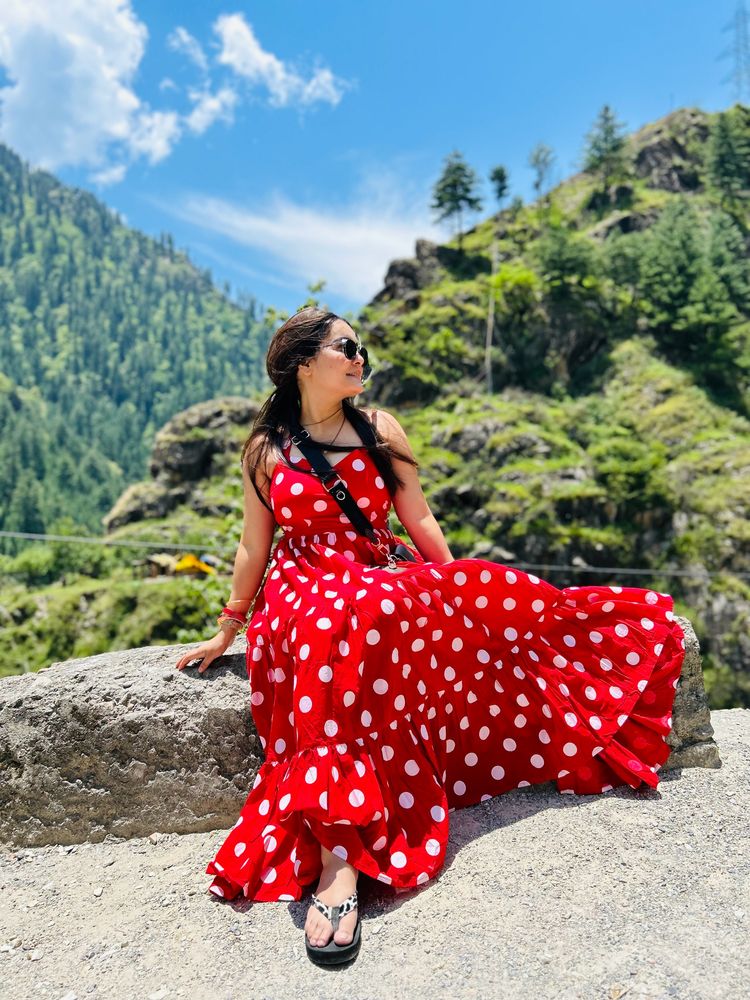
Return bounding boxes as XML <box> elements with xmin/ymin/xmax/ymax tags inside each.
<box><xmin>205</xmin><ymin>438</ymin><xmax>686</xmax><ymax>903</ymax></box>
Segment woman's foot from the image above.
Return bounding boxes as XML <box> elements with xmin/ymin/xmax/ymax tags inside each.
<box><xmin>305</xmin><ymin>849</ymin><xmax>359</xmax><ymax>947</ymax></box>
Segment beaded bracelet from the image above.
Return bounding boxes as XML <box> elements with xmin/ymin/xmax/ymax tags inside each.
<box><xmin>216</xmin><ymin>600</ymin><xmax>253</xmax><ymax>635</ymax></box>
<box><xmin>217</xmin><ymin>616</ymin><xmax>245</xmax><ymax>634</ymax></box>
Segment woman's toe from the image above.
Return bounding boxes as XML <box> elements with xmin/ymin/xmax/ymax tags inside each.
<box><xmin>333</xmin><ymin>911</ymin><xmax>357</xmax><ymax>944</ymax></box>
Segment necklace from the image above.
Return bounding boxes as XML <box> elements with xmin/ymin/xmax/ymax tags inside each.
<box><xmin>300</xmin><ymin>404</ymin><xmax>343</xmax><ymax>427</ymax></box>
<box><xmin>319</xmin><ymin>411</ymin><xmax>346</xmax><ymax>451</ymax></box>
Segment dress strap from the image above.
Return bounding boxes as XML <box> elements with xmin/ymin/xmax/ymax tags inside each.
<box><xmin>281</xmin><ymin>436</ymin><xmax>311</xmax><ymax>471</ymax></box>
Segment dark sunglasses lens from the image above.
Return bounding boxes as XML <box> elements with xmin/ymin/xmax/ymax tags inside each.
<box><xmin>354</xmin><ymin>345</ymin><xmax>371</xmax><ymax>381</ymax></box>
<box><xmin>339</xmin><ymin>338</ymin><xmax>370</xmax><ymax>380</ymax></box>
<box><xmin>343</xmin><ymin>340</ymin><xmax>368</xmax><ymax>363</ymax></box>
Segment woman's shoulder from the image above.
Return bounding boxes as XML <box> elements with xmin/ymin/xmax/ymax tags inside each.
<box><xmin>244</xmin><ymin>430</ymin><xmax>283</xmax><ymax>482</ymax></box>
<box><xmin>361</xmin><ymin>407</ymin><xmax>403</xmax><ymax>443</ymax></box>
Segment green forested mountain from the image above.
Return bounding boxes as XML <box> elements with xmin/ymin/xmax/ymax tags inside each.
<box><xmin>3</xmin><ymin>104</ymin><xmax>750</xmax><ymax>711</ymax></box>
<box><xmin>360</xmin><ymin>105</ymin><xmax>750</xmax><ymax>415</ymax></box>
<box><xmin>0</xmin><ymin>143</ymin><xmax>274</xmax><ymax>543</ymax></box>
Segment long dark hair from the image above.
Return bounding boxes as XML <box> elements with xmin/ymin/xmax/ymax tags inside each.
<box><xmin>241</xmin><ymin>306</ymin><xmax>418</xmax><ymax>511</ymax></box>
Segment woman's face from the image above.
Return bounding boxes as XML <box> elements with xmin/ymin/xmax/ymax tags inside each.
<box><xmin>299</xmin><ymin>319</ymin><xmax>366</xmax><ymax>398</ymax></box>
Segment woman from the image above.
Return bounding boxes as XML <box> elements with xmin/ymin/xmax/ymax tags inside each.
<box><xmin>175</xmin><ymin>307</ymin><xmax>685</xmax><ymax>967</ymax></box>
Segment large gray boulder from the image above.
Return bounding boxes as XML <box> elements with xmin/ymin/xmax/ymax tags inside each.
<box><xmin>0</xmin><ymin>616</ymin><xmax>718</xmax><ymax>849</ymax></box>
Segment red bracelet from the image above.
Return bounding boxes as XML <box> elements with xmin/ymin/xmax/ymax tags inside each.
<box><xmin>219</xmin><ymin>606</ymin><xmax>247</xmax><ymax>623</ymax></box>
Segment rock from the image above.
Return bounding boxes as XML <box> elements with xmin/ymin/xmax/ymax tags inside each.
<box><xmin>629</xmin><ymin>107</ymin><xmax>709</xmax><ymax>193</ymax></box>
<box><xmin>431</xmin><ymin>420</ymin><xmax>554</xmax><ymax>464</ymax></box>
<box><xmin>0</xmin><ymin>620</ymin><xmax>717</xmax><ymax>849</ymax></box>
<box><xmin>101</xmin><ymin>481</ymin><xmax>191</xmax><ymax>533</ymax></box>
<box><xmin>369</xmin><ymin>240</ymin><xmax>446</xmax><ymax>305</ymax></box>
<box><xmin>102</xmin><ymin>397</ymin><xmax>259</xmax><ymax>531</ymax></box>
<box><xmin>0</xmin><ymin>636</ymin><xmax>259</xmax><ymax>848</ymax></box>
<box><xmin>467</xmin><ymin>541</ymin><xmax>517</xmax><ymax>562</ymax></box>
<box><xmin>666</xmin><ymin>617</ymin><xmax>721</xmax><ymax>768</ymax></box>
<box><xmin>149</xmin><ymin>397</ymin><xmax>259</xmax><ymax>485</ymax></box>
<box><xmin>368</xmin><ymin>238</ymin><xmax>491</xmax><ymax>309</ymax></box>
<box><xmin>366</xmin><ymin>360</ymin><xmax>437</xmax><ymax>407</ymax></box>
<box><xmin>588</xmin><ymin>207</ymin><xmax>661</xmax><ymax>241</ymax></box>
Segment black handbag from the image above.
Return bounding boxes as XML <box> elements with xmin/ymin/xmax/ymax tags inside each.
<box><xmin>288</xmin><ymin>416</ymin><xmax>420</xmax><ymax>572</ymax></box>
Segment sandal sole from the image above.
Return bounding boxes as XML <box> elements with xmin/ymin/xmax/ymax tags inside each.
<box><xmin>305</xmin><ymin>913</ymin><xmax>362</xmax><ymax>966</ymax></box>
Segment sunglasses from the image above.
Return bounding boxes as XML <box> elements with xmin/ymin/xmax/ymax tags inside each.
<box><xmin>325</xmin><ymin>336</ymin><xmax>372</xmax><ymax>382</ymax></box>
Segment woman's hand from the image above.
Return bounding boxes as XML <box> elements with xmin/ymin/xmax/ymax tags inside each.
<box><xmin>175</xmin><ymin>630</ymin><xmax>236</xmax><ymax>674</ymax></box>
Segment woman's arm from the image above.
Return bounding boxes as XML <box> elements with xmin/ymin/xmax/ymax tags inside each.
<box><xmin>373</xmin><ymin>409</ymin><xmax>455</xmax><ymax>565</ymax></box>
<box><xmin>175</xmin><ymin>438</ymin><xmax>276</xmax><ymax>672</ymax></box>
<box><xmin>226</xmin><ymin>439</ymin><xmax>277</xmax><ymax>616</ymax></box>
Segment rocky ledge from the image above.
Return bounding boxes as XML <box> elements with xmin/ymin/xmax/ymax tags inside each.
<box><xmin>102</xmin><ymin>397</ymin><xmax>259</xmax><ymax>532</ymax></box>
<box><xmin>0</xmin><ymin>616</ymin><xmax>719</xmax><ymax>849</ymax></box>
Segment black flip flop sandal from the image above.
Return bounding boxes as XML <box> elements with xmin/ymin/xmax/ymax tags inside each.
<box><xmin>305</xmin><ymin>889</ymin><xmax>361</xmax><ymax>966</ymax></box>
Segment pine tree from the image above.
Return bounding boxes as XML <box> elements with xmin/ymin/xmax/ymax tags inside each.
<box><xmin>638</xmin><ymin>199</ymin><xmax>736</xmax><ymax>355</ymax></box>
<box><xmin>431</xmin><ymin>151</ymin><xmax>483</xmax><ymax>250</ymax></box>
<box><xmin>489</xmin><ymin>165</ymin><xmax>509</xmax><ymax>207</ymax></box>
<box><xmin>528</xmin><ymin>143</ymin><xmax>555</xmax><ymax>202</ymax></box>
<box><xmin>709</xmin><ymin>209</ymin><xmax>750</xmax><ymax>311</ymax></box>
<box><xmin>5</xmin><ymin>470</ymin><xmax>46</xmax><ymax>535</ymax></box>
<box><xmin>707</xmin><ymin>108</ymin><xmax>749</xmax><ymax>210</ymax></box>
<box><xmin>583</xmin><ymin>104</ymin><xmax>629</xmax><ymax>201</ymax></box>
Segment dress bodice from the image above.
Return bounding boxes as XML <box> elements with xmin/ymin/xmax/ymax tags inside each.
<box><xmin>270</xmin><ymin>440</ymin><xmax>392</xmax><ymax>539</ymax></box>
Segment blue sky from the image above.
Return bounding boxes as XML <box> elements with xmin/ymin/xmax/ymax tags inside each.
<box><xmin>0</xmin><ymin>1</ymin><xmax>745</xmax><ymax>317</ymax></box>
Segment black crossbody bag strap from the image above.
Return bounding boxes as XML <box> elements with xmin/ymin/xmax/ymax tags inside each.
<box><xmin>289</xmin><ymin>417</ymin><xmax>380</xmax><ymax>543</ymax></box>
<box><xmin>288</xmin><ymin>416</ymin><xmax>418</xmax><ymax>568</ymax></box>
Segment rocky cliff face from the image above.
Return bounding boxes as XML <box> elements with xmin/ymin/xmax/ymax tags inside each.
<box><xmin>629</xmin><ymin>106</ymin><xmax>710</xmax><ymax>193</ymax></box>
<box><xmin>102</xmin><ymin>397</ymin><xmax>259</xmax><ymax>532</ymax></box>
<box><xmin>369</xmin><ymin>238</ymin><xmax>491</xmax><ymax>313</ymax></box>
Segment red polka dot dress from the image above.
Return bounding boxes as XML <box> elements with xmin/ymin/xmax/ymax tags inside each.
<box><xmin>205</xmin><ymin>438</ymin><xmax>685</xmax><ymax>902</ymax></box>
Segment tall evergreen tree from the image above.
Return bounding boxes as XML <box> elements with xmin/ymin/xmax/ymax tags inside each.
<box><xmin>638</xmin><ymin>199</ymin><xmax>736</xmax><ymax>355</ymax></box>
<box><xmin>5</xmin><ymin>470</ymin><xmax>46</xmax><ymax>535</ymax></box>
<box><xmin>431</xmin><ymin>150</ymin><xmax>483</xmax><ymax>250</ymax></box>
<box><xmin>583</xmin><ymin>104</ymin><xmax>629</xmax><ymax>200</ymax></box>
<box><xmin>528</xmin><ymin>143</ymin><xmax>555</xmax><ymax>201</ymax></box>
<box><xmin>489</xmin><ymin>165</ymin><xmax>509</xmax><ymax>208</ymax></box>
<box><xmin>708</xmin><ymin>209</ymin><xmax>750</xmax><ymax>311</ymax></box>
<box><xmin>707</xmin><ymin>108</ymin><xmax>749</xmax><ymax>210</ymax></box>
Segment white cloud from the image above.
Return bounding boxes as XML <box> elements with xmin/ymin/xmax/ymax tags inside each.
<box><xmin>90</xmin><ymin>163</ymin><xmax>127</xmax><ymax>186</ymax></box>
<box><xmin>167</xmin><ymin>26</ymin><xmax>207</xmax><ymax>74</ymax></box>
<box><xmin>300</xmin><ymin>67</ymin><xmax>346</xmax><ymax>107</ymax></box>
<box><xmin>0</xmin><ymin>3</ymin><xmax>349</xmax><ymax>184</ymax></box>
<box><xmin>128</xmin><ymin>109</ymin><xmax>182</xmax><ymax>164</ymax></box>
<box><xmin>185</xmin><ymin>86</ymin><xmax>238</xmax><ymax>135</ymax></box>
<box><xmin>214</xmin><ymin>13</ymin><xmax>348</xmax><ymax>108</ymax></box>
<box><xmin>0</xmin><ymin>0</ymin><xmax>184</xmax><ymax>181</ymax></box>
<box><xmin>189</xmin><ymin>241</ymin><xmax>304</xmax><ymax>292</ymax></box>
<box><xmin>160</xmin><ymin>168</ymin><xmax>445</xmax><ymax>302</ymax></box>
<box><xmin>0</xmin><ymin>0</ymin><xmax>149</xmax><ymax>172</ymax></box>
